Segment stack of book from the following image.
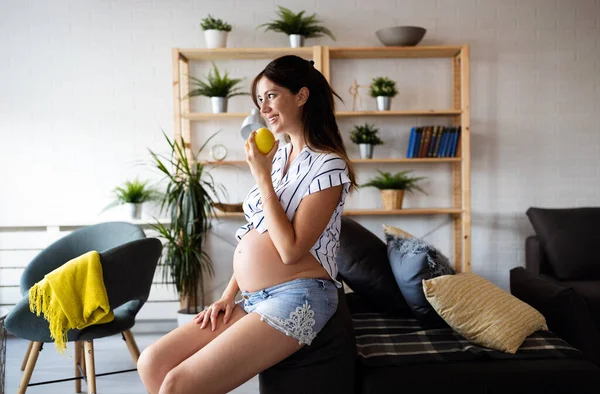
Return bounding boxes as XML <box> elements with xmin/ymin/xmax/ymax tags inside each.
<box><xmin>406</xmin><ymin>126</ymin><xmax>461</xmax><ymax>158</ymax></box>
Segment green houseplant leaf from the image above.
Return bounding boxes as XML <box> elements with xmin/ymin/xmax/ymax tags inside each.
<box><xmin>148</xmin><ymin>130</ymin><xmax>227</xmax><ymax>313</ymax></box>
<box><xmin>185</xmin><ymin>62</ymin><xmax>249</xmax><ymax>99</ymax></box>
<box><xmin>102</xmin><ymin>178</ymin><xmax>161</xmax><ymax>212</ymax></box>
<box><xmin>257</xmin><ymin>5</ymin><xmax>336</xmax><ymax>40</ymax></box>
<box><xmin>200</xmin><ymin>14</ymin><xmax>232</xmax><ymax>31</ymax></box>
<box><xmin>360</xmin><ymin>170</ymin><xmax>427</xmax><ymax>193</ymax></box>
<box><xmin>369</xmin><ymin>76</ymin><xmax>398</xmax><ymax>98</ymax></box>
<box><xmin>349</xmin><ymin>123</ymin><xmax>385</xmax><ymax>145</ymax></box>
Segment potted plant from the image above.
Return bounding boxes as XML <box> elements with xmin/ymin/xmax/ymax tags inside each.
<box><xmin>185</xmin><ymin>62</ymin><xmax>248</xmax><ymax>114</ymax></box>
<box><xmin>103</xmin><ymin>178</ymin><xmax>161</xmax><ymax>219</ymax></box>
<box><xmin>350</xmin><ymin>123</ymin><xmax>384</xmax><ymax>159</ymax></box>
<box><xmin>370</xmin><ymin>76</ymin><xmax>398</xmax><ymax>111</ymax></box>
<box><xmin>148</xmin><ymin>131</ymin><xmax>226</xmax><ymax>324</ymax></box>
<box><xmin>257</xmin><ymin>5</ymin><xmax>335</xmax><ymax>48</ymax></box>
<box><xmin>200</xmin><ymin>14</ymin><xmax>232</xmax><ymax>49</ymax></box>
<box><xmin>361</xmin><ymin>170</ymin><xmax>426</xmax><ymax>210</ymax></box>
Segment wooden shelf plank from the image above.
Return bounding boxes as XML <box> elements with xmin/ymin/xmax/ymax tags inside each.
<box><xmin>183</xmin><ymin>110</ymin><xmax>462</xmax><ymax>120</ymax></box>
<box><xmin>183</xmin><ymin>112</ymin><xmax>248</xmax><ymax>120</ymax></box>
<box><xmin>344</xmin><ymin>208</ymin><xmax>462</xmax><ymax>216</ymax></box>
<box><xmin>351</xmin><ymin>158</ymin><xmax>461</xmax><ymax>163</ymax></box>
<box><xmin>329</xmin><ymin>46</ymin><xmax>463</xmax><ymax>59</ymax></box>
<box><xmin>178</xmin><ymin>47</ymin><xmax>314</xmax><ymax>61</ymax></box>
<box><xmin>336</xmin><ymin>109</ymin><xmax>461</xmax><ymax>116</ymax></box>
<box><xmin>202</xmin><ymin>158</ymin><xmax>460</xmax><ymax>166</ymax></box>
<box><xmin>213</xmin><ymin>208</ymin><xmax>462</xmax><ymax>218</ymax></box>
<box><xmin>177</xmin><ymin>46</ymin><xmax>463</xmax><ymax>61</ymax></box>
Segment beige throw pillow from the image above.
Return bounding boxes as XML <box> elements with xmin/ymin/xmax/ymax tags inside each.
<box><xmin>422</xmin><ymin>272</ymin><xmax>548</xmax><ymax>354</ymax></box>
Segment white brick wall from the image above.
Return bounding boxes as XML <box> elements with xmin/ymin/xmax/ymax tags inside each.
<box><xmin>0</xmin><ymin>0</ymin><xmax>598</xmax><ymax>317</ymax></box>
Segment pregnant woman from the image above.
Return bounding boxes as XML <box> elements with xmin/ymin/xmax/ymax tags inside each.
<box><xmin>138</xmin><ymin>54</ymin><xmax>357</xmax><ymax>394</ymax></box>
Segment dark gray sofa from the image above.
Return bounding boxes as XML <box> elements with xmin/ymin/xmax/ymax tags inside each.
<box><xmin>511</xmin><ymin>206</ymin><xmax>600</xmax><ymax>366</ymax></box>
<box><xmin>259</xmin><ymin>216</ymin><xmax>600</xmax><ymax>394</ymax></box>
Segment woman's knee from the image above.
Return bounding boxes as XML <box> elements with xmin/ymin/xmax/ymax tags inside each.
<box><xmin>159</xmin><ymin>369</ymin><xmax>186</xmax><ymax>394</ymax></box>
<box><xmin>137</xmin><ymin>345</ymin><xmax>162</xmax><ymax>384</ymax></box>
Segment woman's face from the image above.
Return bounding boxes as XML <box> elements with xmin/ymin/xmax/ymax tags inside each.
<box><xmin>256</xmin><ymin>77</ymin><xmax>306</xmax><ymax>136</ymax></box>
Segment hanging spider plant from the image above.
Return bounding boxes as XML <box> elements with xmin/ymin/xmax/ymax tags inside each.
<box><xmin>148</xmin><ymin>130</ymin><xmax>226</xmax><ymax>314</ymax></box>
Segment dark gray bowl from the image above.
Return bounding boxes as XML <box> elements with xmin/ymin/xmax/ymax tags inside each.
<box><xmin>375</xmin><ymin>26</ymin><xmax>427</xmax><ymax>47</ymax></box>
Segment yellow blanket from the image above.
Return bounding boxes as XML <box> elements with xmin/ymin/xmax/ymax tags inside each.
<box><xmin>29</xmin><ymin>250</ymin><xmax>114</xmax><ymax>353</ymax></box>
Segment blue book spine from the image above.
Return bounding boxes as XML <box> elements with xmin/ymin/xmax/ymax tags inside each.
<box><xmin>451</xmin><ymin>127</ymin><xmax>459</xmax><ymax>157</ymax></box>
<box><xmin>439</xmin><ymin>128</ymin><xmax>448</xmax><ymax>157</ymax></box>
<box><xmin>413</xmin><ymin>128</ymin><xmax>422</xmax><ymax>158</ymax></box>
<box><xmin>407</xmin><ymin>127</ymin><xmax>416</xmax><ymax>158</ymax></box>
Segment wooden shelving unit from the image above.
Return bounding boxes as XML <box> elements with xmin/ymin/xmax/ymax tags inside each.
<box><xmin>172</xmin><ymin>45</ymin><xmax>471</xmax><ymax>273</ymax></box>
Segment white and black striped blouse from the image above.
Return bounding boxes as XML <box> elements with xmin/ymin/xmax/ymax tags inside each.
<box><xmin>235</xmin><ymin>143</ymin><xmax>351</xmax><ymax>288</ymax></box>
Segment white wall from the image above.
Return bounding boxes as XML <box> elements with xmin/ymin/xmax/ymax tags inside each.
<box><xmin>1</xmin><ymin>0</ymin><xmax>599</xmax><ymax>319</ymax></box>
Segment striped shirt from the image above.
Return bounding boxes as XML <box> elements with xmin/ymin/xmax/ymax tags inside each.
<box><xmin>235</xmin><ymin>143</ymin><xmax>351</xmax><ymax>288</ymax></box>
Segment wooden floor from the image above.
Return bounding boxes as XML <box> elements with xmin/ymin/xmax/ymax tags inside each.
<box><xmin>4</xmin><ymin>330</ymin><xmax>260</xmax><ymax>394</ymax></box>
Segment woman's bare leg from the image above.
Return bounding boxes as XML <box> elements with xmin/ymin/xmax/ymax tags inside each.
<box><xmin>137</xmin><ymin>305</ymin><xmax>248</xmax><ymax>394</ymax></box>
<box><xmin>158</xmin><ymin>311</ymin><xmax>303</xmax><ymax>394</ymax></box>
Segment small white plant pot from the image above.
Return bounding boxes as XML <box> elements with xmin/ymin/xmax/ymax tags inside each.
<box><xmin>376</xmin><ymin>96</ymin><xmax>392</xmax><ymax>111</ymax></box>
<box><xmin>358</xmin><ymin>144</ymin><xmax>374</xmax><ymax>159</ymax></box>
<box><xmin>204</xmin><ymin>30</ymin><xmax>228</xmax><ymax>48</ymax></box>
<box><xmin>211</xmin><ymin>97</ymin><xmax>227</xmax><ymax>113</ymax></box>
<box><xmin>127</xmin><ymin>203</ymin><xmax>142</xmax><ymax>220</ymax></box>
<box><xmin>289</xmin><ymin>34</ymin><xmax>305</xmax><ymax>48</ymax></box>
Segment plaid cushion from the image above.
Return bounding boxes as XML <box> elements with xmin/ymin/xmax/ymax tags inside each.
<box><xmin>353</xmin><ymin>312</ymin><xmax>583</xmax><ymax>367</ymax></box>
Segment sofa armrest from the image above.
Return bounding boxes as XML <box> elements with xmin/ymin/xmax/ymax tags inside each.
<box><xmin>510</xmin><ymin>267</ymin><xmax>600</xmax><ymax>365</ymax></box>
<box><xmin>525</xmin><ymin>235</ymin><xmax>544</xmax><ymax>274</ymax></box>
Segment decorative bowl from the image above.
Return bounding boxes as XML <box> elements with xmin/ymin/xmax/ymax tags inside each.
<box><xmin>375</xmin><ymin>26</ymin><xmax>427</xmax><ymax>47</ymax></box>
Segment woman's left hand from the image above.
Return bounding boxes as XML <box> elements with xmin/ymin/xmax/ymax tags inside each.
<box><xmin>244</xmin><ymin>130</ymin><xmax>279</xmax><ymax>183</ymax></box>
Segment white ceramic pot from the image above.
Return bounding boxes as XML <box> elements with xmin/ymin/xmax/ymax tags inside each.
<box><xmin>289</xmin><ymin>34</ymin><xmax>304</xmax><ymax>48</ymax></box>
<box><xmin>376</xmin><ymin>96</ymin><xmax>392</xmax><ymax>111</ymax></box>
<box><xmin>204</xmin><ymin>30</ymin><xmax>228</xmax><ymax>48</ymax></box>
<box><xmin>359</xmin><ymin>144</ymin><xmax>374</xmax><ymax>159</ymax></box>
<box><xmin>177</xmin><ymin>307</ymin><xmax>206</xmax><ymax>327</ymax></box>
<box><xmin>127</xmin><ymin>203</ymin><xmax>142</xmax><ymax>219</ymax></box>
<box><xmin>211</xmin><ymin>97</ymin><xmax>227</xmax><ymax>113</ymax></box>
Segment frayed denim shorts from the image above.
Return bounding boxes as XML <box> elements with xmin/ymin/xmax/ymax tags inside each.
<box><xmin>236</xmin><ymin>278</ymin><xmax>338</xmax><ymax>346</ymax></box>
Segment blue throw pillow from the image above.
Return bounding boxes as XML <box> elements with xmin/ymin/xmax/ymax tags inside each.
<box><xmin>385</xmin><ymin>232</ymin><xmax>456</xmax><ymax>328</ymax></box>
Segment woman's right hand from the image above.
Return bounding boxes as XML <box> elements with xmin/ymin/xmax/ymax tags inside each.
<box><xmin>193</xmin><ymin>296</ymin><xmax>236</xmax><ymax>331</ymax></box>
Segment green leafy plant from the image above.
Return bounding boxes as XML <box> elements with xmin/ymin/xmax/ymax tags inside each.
<box><xmin>257</xmin><ymin>5</ymin><xmax>335</xmax><ymax>39</ymax></box>
<box><xmin>200</xmin><ymin>14</ymin><xmax>232</xmax><ymax>31</ymax></box>
<box><xmin>369</xmin><ymin>76</ymin><xmax>398</xmax><ymax>97</ymax></box>
<box><xmin>349</xmin><ymin>123</ymin><xmax>384</xmax><ymax>145</ymax></box>
<box><xmin>361</xmin><ymin>170</ymin><xmax>427</xmax><ymax>193</ymax></box>
<box><xmin>186</xmin><ymin>62</ymin><xmax>249</xmax><ymax>99</ymax></box>
<box><xmin>149</xmin><ymin>130</ymin><xmax>226</xmax><ymax>314</ymax></box>
<box><xmin>103</xmin><ymin>178</ymin><xmax>161</xmax><ymax>211</ymax></box>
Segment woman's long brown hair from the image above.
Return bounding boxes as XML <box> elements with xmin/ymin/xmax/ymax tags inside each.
<box><xmin>251</xmin><ymin>55</ymin><xmax>357</xmax><ymax>192</ymax></box>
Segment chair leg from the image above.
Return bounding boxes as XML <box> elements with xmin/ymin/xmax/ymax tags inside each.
<box><xmin>74</xmin><ymin>341</ymin><xmax>83</xmax><ymax>393</ymax></box>
<box><xmin>122</xmin><ymin>330</ymin><xmax>141</xmax><ymax>365</ymax></box>
<box><xmin>83</xmin><ymin>340</ymin><xmax>97</xmax><ymax>394</ymax></box>
<box><xmin>20</xmin><ymin>341</ymin><xmax>33</xmax><ymax>371</ymax></box>
<box><xmin>18</xmin><ymin>341</ymin><xmax>42</xmax><ymax>394</ymax></box>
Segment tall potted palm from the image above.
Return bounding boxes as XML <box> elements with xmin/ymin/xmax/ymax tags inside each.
<box><xmin>148</xmin><ymin>131</ymin><xmax>225</xmax><ymax>323</ymax></box>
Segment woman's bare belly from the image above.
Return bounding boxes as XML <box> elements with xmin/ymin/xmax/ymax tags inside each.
<box><xmin>233</xmin><ymin>229</ymin><xmax>331</xmax><ymax>292</ymax></box>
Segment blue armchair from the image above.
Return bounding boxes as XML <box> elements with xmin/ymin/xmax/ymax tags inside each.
<box><xmin>5</xmin><ymin>223</ymin><xmax>161</xmax><ymax>394</ymax></box>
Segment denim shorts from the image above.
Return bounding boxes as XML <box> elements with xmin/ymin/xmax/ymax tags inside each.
<box><xmin>236</xmin><ymin>278</ymin><xmax>338</xmax><ymax>346</ymax></box>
